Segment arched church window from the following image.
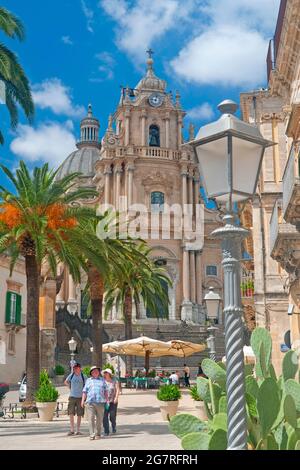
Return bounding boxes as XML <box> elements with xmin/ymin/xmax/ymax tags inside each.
<box><xmin>149</xmin><ymin>125</ymin><xmax>160</xmax><ymax>147</ymax></box>
<box><xmin>151</xmin><ymin>191</ymin><xmax>164</xmax><ymax>212</ymax></box>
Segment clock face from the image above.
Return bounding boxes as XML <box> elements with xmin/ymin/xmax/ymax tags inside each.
<box><xmin>149</xmin><ymin>93</ymin><xmax>164</xmax><ymax>107</ymax></box>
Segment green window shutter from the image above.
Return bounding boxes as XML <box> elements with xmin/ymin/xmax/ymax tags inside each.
<box><xmin>5</xmin><ymin>291</ymin><xmax>12</xmax><ymax>323</ymax></box>
<box><xmin>15</xmin><ymin>294</ymin><xmax>22</xmax><ymax>325</ymax></box>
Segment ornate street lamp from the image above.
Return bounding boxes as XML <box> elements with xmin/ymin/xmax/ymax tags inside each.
<box><xmin>68</xmin><ymin>337</ymin><xmax>77</xmax><ymax>371</ymax></box>
<box><xmin>190</xmin><ymin>100</ymin><xmax>274</xmax><ymax>450</ymax></box>
<box><xmin>204</xmin><ymin>287</ymin><xmax>221</xmax><ymax>362</ymax></box>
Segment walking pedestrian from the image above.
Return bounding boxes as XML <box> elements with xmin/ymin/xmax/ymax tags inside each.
<box><xmin>64</xmin><ymin>362</ymin><xmax>86</xmax><ymax>436</ymax></box>
<box><xmin>102</xmin><ymin>368</ymin><xmax>119</xmax><ymax>436</ymax></box>
<box><xmin>183</xmin><ymin>363</ymin><xmax>190</xmax><ymax>387</ymax></box>
<box><xmin>81</xmin><ymin>366</ymin><xmax>108</xmax><ymax>440</ymax></box>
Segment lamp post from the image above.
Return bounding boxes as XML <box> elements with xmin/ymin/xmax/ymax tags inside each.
<box><xmin>68</xmin><ymin>337</ymin><xmax>77</xmax><ymax>372</ymax></box>
<box><xmin>204</xmin><ymin>287</ymin><xmax>221</xmax><ymax>361</ymax></box>
<box><xmin>190</xmin><ymin>100</ymin><xmax>274</xmax><ymax>450</ymax></box>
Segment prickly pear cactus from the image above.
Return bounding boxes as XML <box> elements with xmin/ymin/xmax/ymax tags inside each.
<box><xmin>169</xmin><ymin>327</ymin><xmax>300</xmax><ymax>450</ymax></box>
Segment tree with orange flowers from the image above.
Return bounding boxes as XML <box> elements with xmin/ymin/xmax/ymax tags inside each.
<box><xmin>0</xmin><ymin>161</ymin><xmax>101</xmax><ymax>402</ymax></box>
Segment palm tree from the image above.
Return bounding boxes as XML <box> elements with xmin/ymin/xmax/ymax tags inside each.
<box><xmin>105</xmin><ymin>242</ymin><xmax>172</xmax><ymax>374</ymax></box>
<box><xmin>78</xmin><ymin>213</ymin><xmax>145</xmax><ymax>367</ymax></box>
<box><xmin>0</xmin><ymin>161</ymin><xmax>98</xmax><ymax>402</ymax></box>
<box><xmin>0</xmin><ymin>7</ymin><xmax>34</xmax><ymax>144</ymax></box>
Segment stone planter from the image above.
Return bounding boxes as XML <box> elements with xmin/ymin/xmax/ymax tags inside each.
<box><xmin>159</xmin><ymin>400</ymin><xmax>179</xmax><ymax>421</ymax></box>
<box><xmin>194</xmin><ymin>400</ymin><xmax>207</xmax><ymax>420</ymax></box>
<box><xmin>55</xmin><ymin>375</ymin><xmax>65</xmax><ymax>385</ymax></box>
<box><xmin>36</xmin><ymin>402</ymin><xmax>57</xmax><ymax>422</ymax></box>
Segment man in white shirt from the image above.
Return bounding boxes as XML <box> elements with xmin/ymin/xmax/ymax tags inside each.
<box><xmin>169</xmin><ymin>371</ymin><xmax>179</xmax><ymax>385</ymax></box>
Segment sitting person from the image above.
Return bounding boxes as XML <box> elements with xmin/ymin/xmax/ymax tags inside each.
<box><xmin>169</xmin><ymin>371</ymin><xmax>179</xmax><ymax>385</ymax></box>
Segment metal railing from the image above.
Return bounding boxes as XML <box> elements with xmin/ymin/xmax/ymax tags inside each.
<box><xmin>241</xmin><ymin>269</ymin><xmax>254</xmax><ymax>299</ymax></box>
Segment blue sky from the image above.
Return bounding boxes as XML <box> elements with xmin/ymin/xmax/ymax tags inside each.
<box><xmin>0</xmin><ymin>0</ymin><xmax>280</xmax><ymax>185</ymax></box>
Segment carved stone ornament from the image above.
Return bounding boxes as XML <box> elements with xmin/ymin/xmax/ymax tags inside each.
<box><xmin>141</xmin><ymin>171</ymin><xmax>176</xmax><ymax>197</ymax></box>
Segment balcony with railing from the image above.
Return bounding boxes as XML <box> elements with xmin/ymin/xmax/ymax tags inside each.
<box><xmin>270</xmin><ymin>199</ymin><xmax>300</xmax><ymax>263</ymax></box>
<box><xmin>241</xmin><ymin>268</ymin><xmax>254</xmax><ymax>301</ymax></box>
<box><xmin>112</xmin><ymin>145</ymin><xmax>181</xmax><ymax>161</ymax></box>
<box><xmin>282</xmin><ymin>145</ymin><xmax>300</xmax><ymax>225</ymax></box>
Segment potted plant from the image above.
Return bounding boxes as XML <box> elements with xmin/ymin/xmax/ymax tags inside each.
<box><xmin>189</xmin><ymin>385</ymin><xmax>207</xmax><ymax>420</ymax></box>
<box><xmin>157</xmin><ymin>384</ymin><xmax>181</xmax><ymax>421</ymax></box>
<box><xmin>54</xmin><ymin>364</ymin><xmax>65</xmax><ymax>384</ymax></box>
<box><xmin>35</xmin><ymin>370</ymin><xmax>59</xmax><ymax>422</ymax></box>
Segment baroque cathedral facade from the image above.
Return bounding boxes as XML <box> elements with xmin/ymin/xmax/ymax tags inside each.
<box><xmin>54</xmin><ymin>55</ymin><xmax>225</xmax><ymax>368</ymax></box>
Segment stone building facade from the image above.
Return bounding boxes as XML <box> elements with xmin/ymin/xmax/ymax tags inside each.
<box><xmin>0</xmin><ymin>255</ymin><xmax>27</xmax><ymax>383</ymax></box>
<box><xmin>240</xmin><ymin>0</ymin><xmax>300</xmax><ymax>372</ymax></box>
<box><xmin>54</xmin><ymin>55</ymin><xmax>227</xmax><ymax>369</ymax></box>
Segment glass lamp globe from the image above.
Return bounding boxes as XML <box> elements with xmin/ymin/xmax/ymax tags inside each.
<box><xmin>190</xmin><ymin>100</ymin><xmax>274</xmax><ymax>206</ymax></box>
<box><xmin>204</xmin><ymin>287</ymin><xmax>221</xmax><ymax>320</ymax></box>
<box><xmin>68</xmin><ymin>337</ymin><xmax>77</xmax><ymax>353</ymax></box>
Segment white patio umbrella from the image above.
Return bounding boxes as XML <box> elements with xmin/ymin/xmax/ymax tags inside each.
<box><xmin>165</xmin><ymin>340</ymin><xmax>206</xmax><ymax>358</ymax></box>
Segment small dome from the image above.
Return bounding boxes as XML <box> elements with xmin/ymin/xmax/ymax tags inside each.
<box><xmin>56</xmin><ymin>147</ymin><xmax>100</xmax><ymax>180</ymax></box>
<box><xmin>136</xmin><ymin>57</ymin><xmax>166</xmax><ymax>92</ymax></box>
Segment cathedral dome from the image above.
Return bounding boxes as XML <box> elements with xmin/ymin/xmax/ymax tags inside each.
<box><xmin>135</xmin><ymin>57</ymin><xmax>167</xmax><ymax>93</ymax></box>
<box><xmin>55</xmin><ymin>146</ymin><xmax>100</xmax><ymax>180</ymax></box>
<box><xmin>56</xmin><ymin>104</ymin><xmax>101</xmax><ymax>181</ymax></box>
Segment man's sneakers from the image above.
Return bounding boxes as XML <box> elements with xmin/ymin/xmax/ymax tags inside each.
<box><xmin>67</xmin><ymin>431</ymin><xmax>74</xmax><ymax>436</ymax></box>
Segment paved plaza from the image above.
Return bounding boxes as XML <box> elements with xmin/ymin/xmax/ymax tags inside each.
<box><xmin>0</xmin><ymin>387</ymin><xmax>197</xmax><ymax>450</ymax></box>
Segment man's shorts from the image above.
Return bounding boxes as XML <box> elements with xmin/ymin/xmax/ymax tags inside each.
<box><xmin>68</xmin><ymin>397</ymin><xmax>84</xmax><ymax>416</ymax></box>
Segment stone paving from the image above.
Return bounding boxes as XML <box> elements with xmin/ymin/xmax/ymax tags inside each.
<box><xmin>0</xmin><ymin>387</ymin><xmax>198</xmax><ymax>450</ymax></box>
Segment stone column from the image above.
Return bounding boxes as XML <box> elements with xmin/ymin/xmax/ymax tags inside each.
<box><xmin>178</xmin><ymin>116</ymin><xmax>183</xmax><ymax>147</ymax></box>
<box><xmin>190</xmin><ymin>251</ymin><xmax>196</xmax><ymax>303</ymax></box>
<box><xmin>104</xmin><ymin>165</ymin><xmax>112</xmax><ymax>205</ymax></box>
<box><xmin>141</xmin><ymin>109</ymin><xmax>147</xmax><ymax>146</ymax></box>
<box><xmin>182</xmin><ymin>249</ymin><xmax>190</xmax><ymax>301</ymax></box>
<box><xmin>127</xmin><ymin>163</ymin><xmax>135</xmax><ymax>207</ymax></box>
<box><xmin>194</xmin><ymin>173</ymin><xmax>200</xmax><ymax>206</ymax></box>
<box><xmin>125</xmin><ymin>108</ymin><xmax>130</xmax><ymax>146</ymax></box>
<box><xmin>39</xmin><ymin>278</ymin><xmax>57</xmax><ymax>374</ymax></box>
<box><xmin>181</xmin><ymin>167</ymin><xmax>188</xmax><ymax>207</ymax></box>
<box><xmin>56</xmin><ymin>264</ymin><xmax>65</xmax><ymax>309</ymax></box>
<box><xmin>196</xmin><ymin>251</ymin><xmax>203</xmax><ymax>305</ymax></box>
<box><xmin>115</xmin><ymin>164</ymin><xmax>122</xmax><ymax>211</ymax></box>
<box><xmin>165</xmin><ymin>113</ymin><xmax>170</xmax><ymax>148</ymax></box>
<box><xmin>188</xmin><ymin>173</ymin><xmax>194</xmax><ymax>206</ymax></box>
<box><xmin>67</xmin><ymin>274</ymin><xmax>78</xmax><ymax>314</ymax></box>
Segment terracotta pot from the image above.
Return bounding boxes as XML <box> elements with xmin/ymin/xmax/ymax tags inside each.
<box><xmin>159</xmin><ymin>400</ymin><xmax>179</xmax><ymax>421</ymax></box>
<box><xmin>36</xmin><ymin>402</ymin><xmax>57</xmax><ymax>421</ymax></box>
<box><xmin>194</xmin><ymin>400</ymin><xmax>207</xmax><ymax>420</ymax></box>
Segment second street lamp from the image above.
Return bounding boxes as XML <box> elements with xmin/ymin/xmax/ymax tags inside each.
<box><xmin>204</xmin><ymin>287</ymin><xmax>221</xmax><ymax>362</ymax></box>
<box><xmin>190</xmin><ymin>99</ymin><xmax>274</xmax><ymax>450</ymax></box>
<box><xmin>68</xmin><ymin>337</ymin><xmax>77</xmax><ymax>372</ymax></box>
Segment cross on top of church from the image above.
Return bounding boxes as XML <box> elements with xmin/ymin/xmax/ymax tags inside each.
<box><xmin>146</xmin><ymin>48</ymin><xmax>154</xmax><ymax>59</ymax></box>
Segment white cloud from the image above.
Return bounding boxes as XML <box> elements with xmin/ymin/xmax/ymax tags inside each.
<box><xmin>187</xmin><ymin>103</ymin><xmax>215</xmax><ymax>121</ymax></box>
<box><xmin>171</xmin><ymin>0</ymin><xmax>280</xmax><ymax>88</ymax></box>
<box><xmin>100</xmin><ymin>0</ymin><xmax>280</xmax><ymax>88</ymax></box>
<box><xmin>99</xmin><ymin>0</ymin><xmax>195</xmax><ymax>62</ymax></box>
<box><xmin>32</xmin><ymin>78</ymin><xmax>85</xmax><ymax>118</ymax></box>
<box><xmin>172</xmin><ymin>26</ymin><xmax>268</xmax><ymax>88</ymax></box>
<box><xmin>10</xmin><ymin>121</ymin><xmax>76</xmax><ymax>167</ymax></box>
<box><xmin>62</xmin><ymin>35</ymin><xmax>73</xmax><ymax>45</ymax></box>
<box><xmin>81</xmin><ymin>0</ymin><xmax>94</xmax><ymax>33</ymax></box>
<box><xmin>91</xmin><ymin>51</ymin><xmax>116</xmax><ymax>81</ymax></box>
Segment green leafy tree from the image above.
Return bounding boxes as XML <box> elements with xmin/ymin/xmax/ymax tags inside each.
<box><xmin>0</xmin><ymin>7</ymin><xmax>34</xmax><ymax>143</ymax></box>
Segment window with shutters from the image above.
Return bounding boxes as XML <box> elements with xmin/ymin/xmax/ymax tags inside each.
<box><xmin>5</xmin><ymin>291</ymin><xmax>22</xmax><ymax>325</ymax></box>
